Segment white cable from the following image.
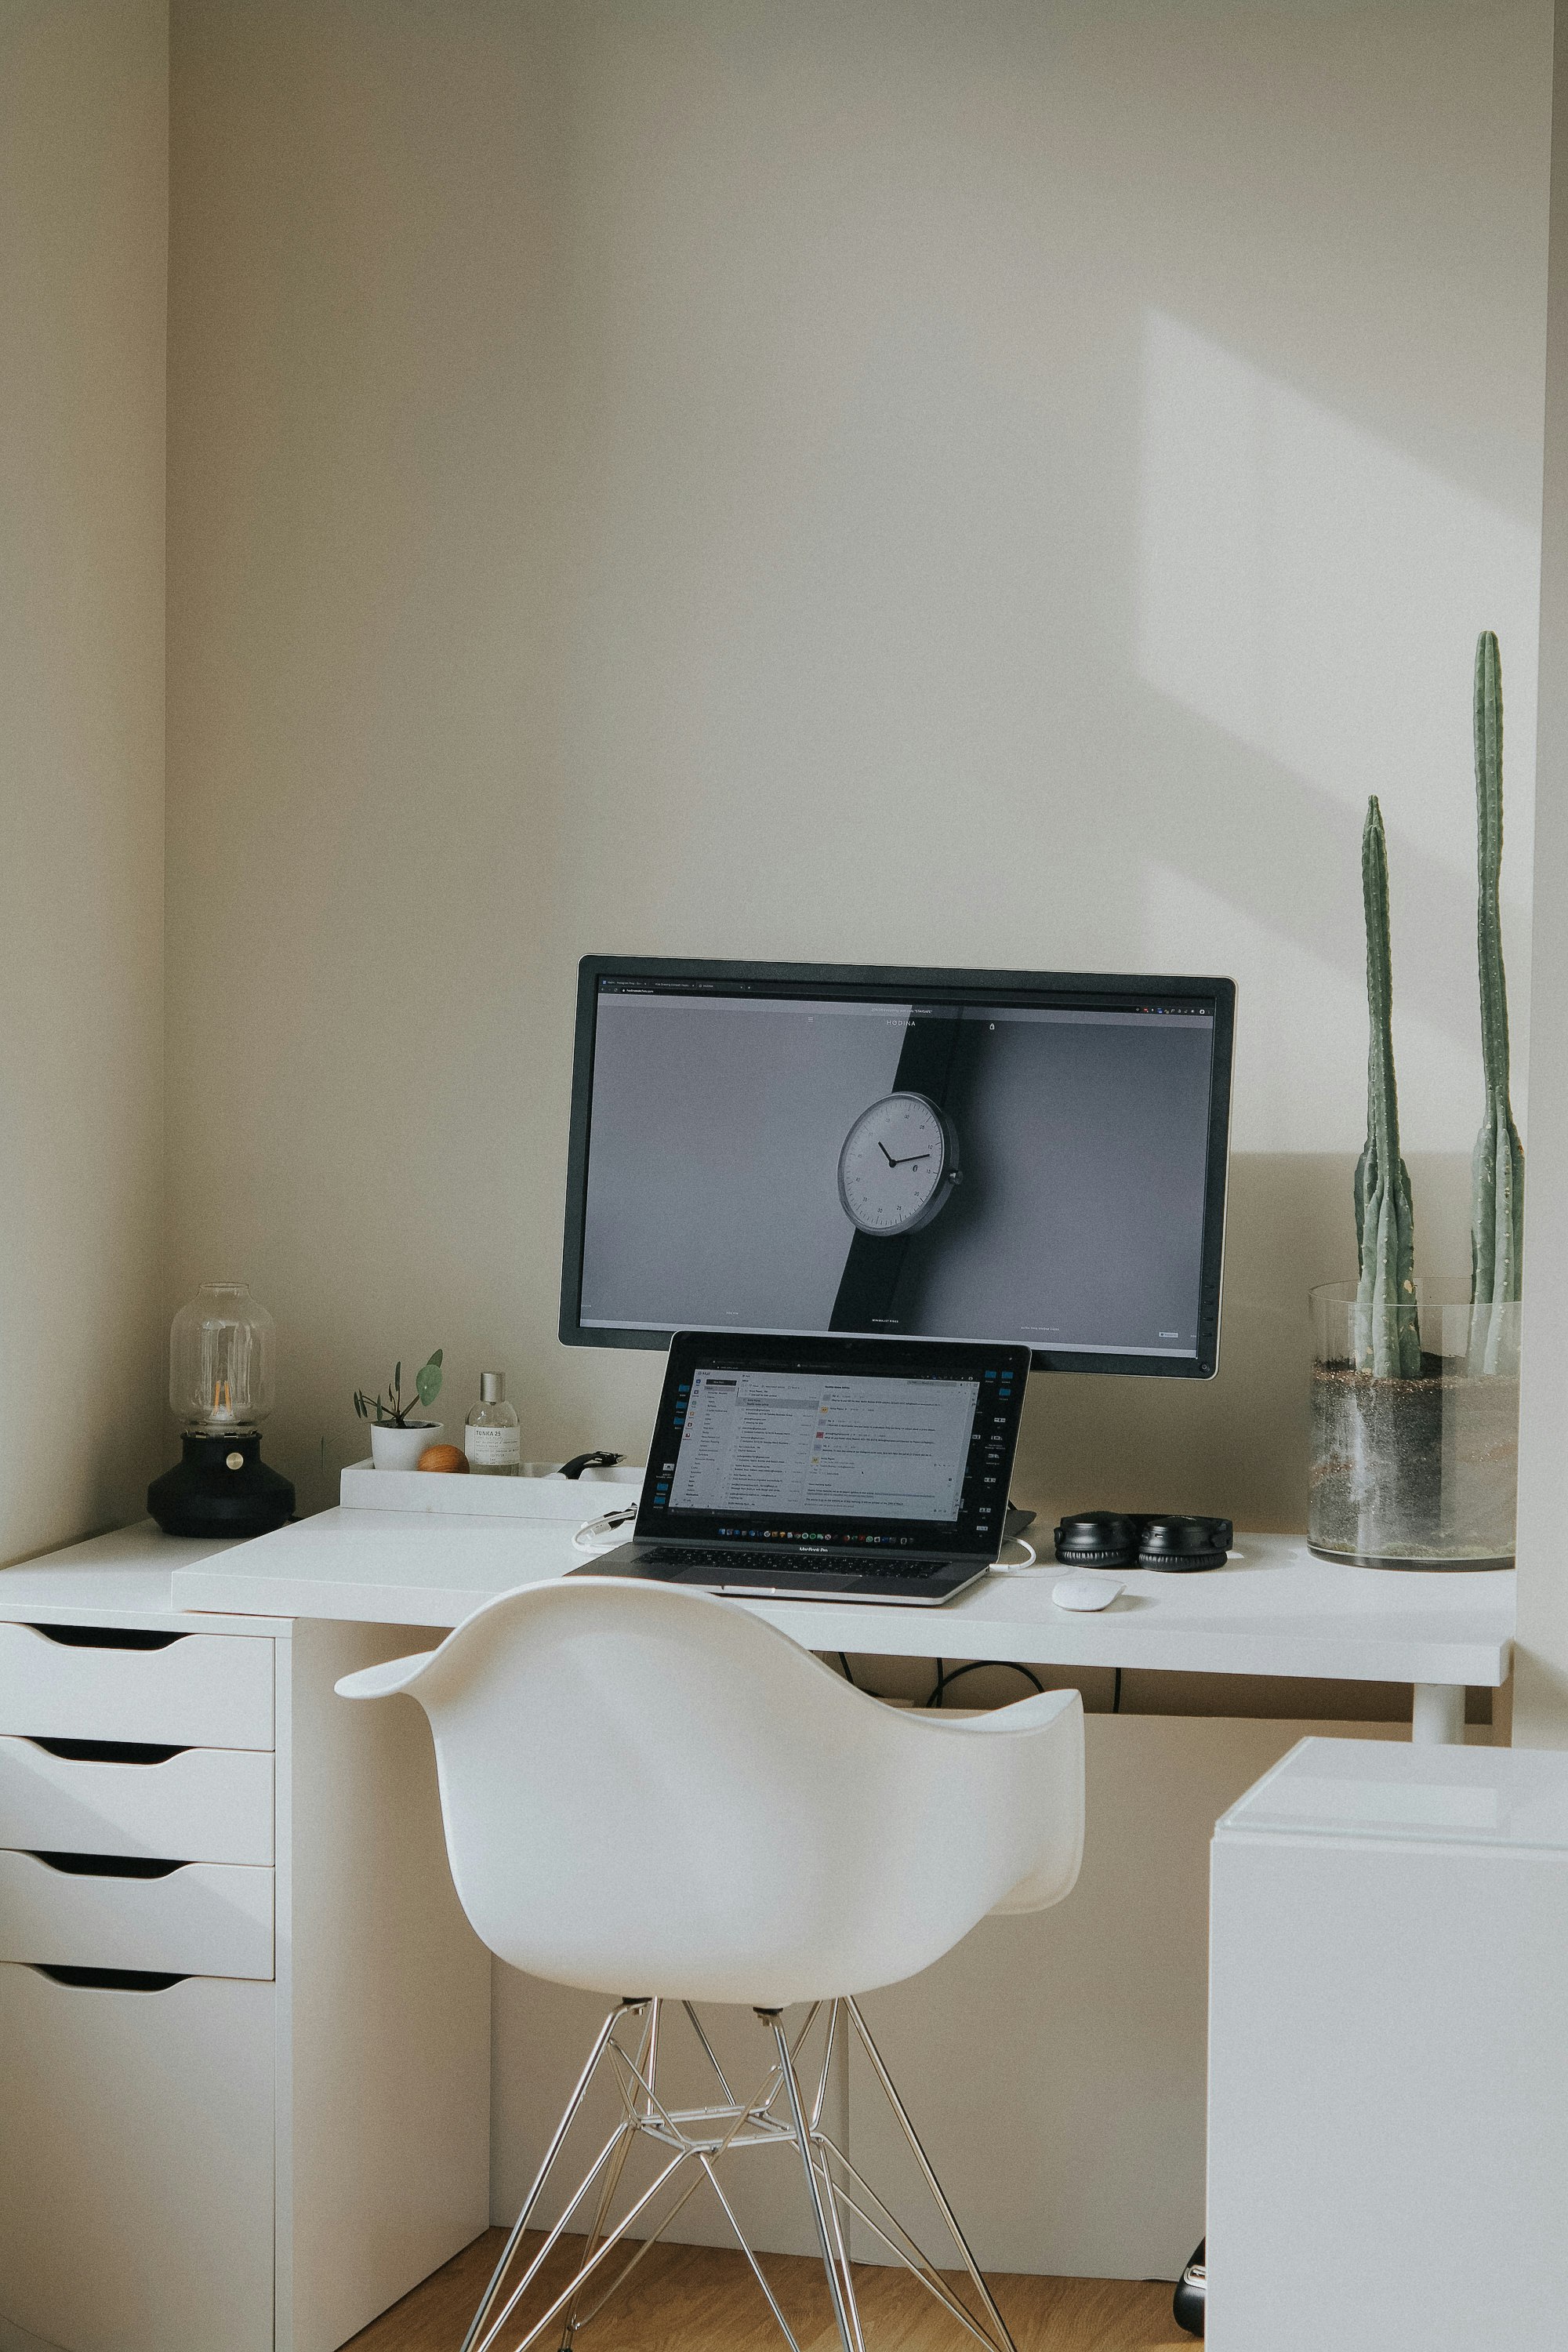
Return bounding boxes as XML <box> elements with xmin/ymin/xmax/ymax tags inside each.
<box><xmin>991</xmin><ymin>1536</ymin><xmax>1044</xmax><ymax>1573</ymax></box>
<box><xmin>572</xmin><ymin>1505</ymin><xmax>638</xmax><ymax>1552</ymax></box>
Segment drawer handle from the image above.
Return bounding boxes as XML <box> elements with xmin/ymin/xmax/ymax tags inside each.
<box><xmin>28</xmin><ymin>1624</ymin><xmax>188</xmax><ymax>1652</ymax></box>
<box><xmin>29</xmin><ymin>1850</ymin><xmax>187</xmax><ymax>1880</ymax></box>
<box><xmin>28</xmin><ymin>1737</ymin><xmax>188</xmax><ymax>1765</ymax></box>
<box><xmin>31</xmin><ymin>1964</ymin><xmax>189</xmax><ymax>1992</ymax></box>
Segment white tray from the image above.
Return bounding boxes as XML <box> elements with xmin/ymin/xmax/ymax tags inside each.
<box><xmin>339</xmin><ymin>1460</ymin><xmax>643</xmax><ymax>1520</ymax></box>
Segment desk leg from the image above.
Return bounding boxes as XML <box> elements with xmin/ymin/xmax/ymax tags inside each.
<box><xmin>1411</xmin><ymin>1684</ymin><xmax>1466</xmax><ymax>1744</ymax></box>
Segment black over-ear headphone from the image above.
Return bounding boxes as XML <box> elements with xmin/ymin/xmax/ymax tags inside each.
<box><xmin>1053</xmin><ymin>1512</ymin><xmax>1232</xmax><ymax>1572</ymax></box>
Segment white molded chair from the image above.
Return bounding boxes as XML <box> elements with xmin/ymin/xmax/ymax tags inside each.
<box><xmin>338</xmin><ymin>1577</ymin><xmax>1083</xmax><ymax>2352</ymax></box>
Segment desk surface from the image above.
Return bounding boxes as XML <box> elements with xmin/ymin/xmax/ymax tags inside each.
<box><xmin>160</xmin><ymin>1510</ymin><xmax>1514</xmax><ymax>1688</ymax></box>
<box><xmin>0</xmin><ymin>1523</ymin><xmax>285</xmax><ymax>1631</ymax></box>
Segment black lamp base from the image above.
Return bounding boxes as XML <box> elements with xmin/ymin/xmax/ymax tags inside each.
<box><xmin>148</xmin><ymin>1430</ymin><xmax>296</xmax><ymax>1540</ymax></box>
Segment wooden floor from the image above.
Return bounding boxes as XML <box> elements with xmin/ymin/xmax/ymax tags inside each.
<box><xmin>346</xmin><ymin>2230</ymin><xmax>1189</xmax><ymax>2352</ymax></box>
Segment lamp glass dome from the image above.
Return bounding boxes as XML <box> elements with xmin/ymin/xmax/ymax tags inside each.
<box><xmin>170</xmin><ymin>1282</ymin><xmax>276</xmax><ymax>1431</ymax></box>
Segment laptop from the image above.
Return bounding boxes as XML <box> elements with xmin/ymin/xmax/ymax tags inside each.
<box><xmin>569</xmin><ymin>1331</ymin><xmax>1029</xmax><ymax>1605</ymax></box>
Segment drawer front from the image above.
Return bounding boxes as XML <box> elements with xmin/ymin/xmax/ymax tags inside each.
<box><xmin>0</xmin><ymin>1850</ymin><xmax>273</xmax><ymax>1979</ymax></box>
<box><xmin>0</xmin><ymin>1623</ymin><xmax>273</xmax><ymax>1748</ymax></box>
<box><xmin>0</xmin><ymin>1737</ymin><xmax>273</xmax><ymax>1864</ymax></box>
<box><xmin>0</xmin><ymin>1962</ymin><xmax>274</xmax><ymax>2352</ymax></box>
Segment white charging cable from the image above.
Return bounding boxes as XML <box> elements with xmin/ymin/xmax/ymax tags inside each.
<box><xmin>572</xmin><ymin>1504</ymin><xmax>638</xmax><ymax>1552</ymax></box>
<box><xmin>991</xmin><ymin>1536</ymin><xmax>1043</xmax><ymax>1573</ymax></box>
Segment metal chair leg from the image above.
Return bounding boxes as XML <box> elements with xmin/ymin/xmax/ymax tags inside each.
<box><xmin>770</xmin><ymin>2013</ymin><xmax>860</xmax><ymax>2352</ymax></box>
<box><xmin>459</xmin><ymin>2002</ymin><xmax>637</xmax><ymax>2352</ymax></box>
<box><xmin>470</xmin><ymin>1996</ymin><xmax>1012</xmax><ymax>2352</ymax></box>
<box><xmin>557</xmin><ymin>2000</ymin><xmax>660</xmax><ymax>2349</ymax></box>
<box><xmin>846</xmin><ymin>1997</ymin><xmax>1019</xmax><ymax>2352</ymax></box>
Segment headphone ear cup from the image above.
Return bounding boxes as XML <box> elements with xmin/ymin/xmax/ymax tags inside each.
<box><xmin>1054</xmin><ymin>1511</ymin><xmax>1139</xmax><ymax>1568</ymax></box>
<box><xmin>1137</xmin><ymin>1514</ymin><xmax>1232</xmax><ymax>1571</ymax></box>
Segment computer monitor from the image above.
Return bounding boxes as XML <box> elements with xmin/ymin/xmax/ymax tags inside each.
<box><xmin>559</xmin><ymin>957</ymin><xmax>1234</xmax><ymax>1376</ymax></box>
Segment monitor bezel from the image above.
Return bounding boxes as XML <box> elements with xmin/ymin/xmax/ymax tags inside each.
<box><xmin>559</xmin><ymin>956</ymin><xmax>1235</xmax><ymax>1377</ymax></box>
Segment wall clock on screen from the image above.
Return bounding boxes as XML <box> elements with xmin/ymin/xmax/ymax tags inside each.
<box><xmin>837</xmin><ymin>1091</ymin><xmax>962</xmax><ymax>1236</ymax></box>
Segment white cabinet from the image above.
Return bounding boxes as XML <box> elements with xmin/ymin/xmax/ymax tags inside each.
<box><xmin>0</xmin><ymin>1967</ymin><xmax>274</xmax><ymax>2352</ymax></box>
<box><xmin>0</xmin><ymin>1612</ymin><xmax>280</xmax><ymax>2352</ymax></box>
<box><xmin>1207</xmin><ymin>1737</ymin><xmax>1568</xmax><ymax>2352</ymax></box>
<box><xmin>0</xmin><ymin>1549</ymin><xmax>490</xmax><ymax>2352</ymax></box>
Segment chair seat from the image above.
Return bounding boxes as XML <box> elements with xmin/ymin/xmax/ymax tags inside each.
<box><xmin>336</xmin><ymin>1575</ymin><xmax>1083</xmax><ymax>2002</ymax></box>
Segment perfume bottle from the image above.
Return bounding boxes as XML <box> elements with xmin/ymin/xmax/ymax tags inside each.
<box><xmin>464</xmin><ymin>1371</ymin><xmax>520</xmax><ymax>1475</ymax></box>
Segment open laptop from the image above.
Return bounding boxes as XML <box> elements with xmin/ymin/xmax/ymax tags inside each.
<box><xmin>569</xmin><ymin>1331</ymin><xmax>1029</xmax><ymax>1605</ymax></box>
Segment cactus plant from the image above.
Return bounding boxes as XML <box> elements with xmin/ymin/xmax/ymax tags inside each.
<box><xmin>1468</xmin><ymin>630</ymin><xmax>1524</xmax><ymax>1373</ymax></box>
<box><xmin>1316</xmin><ymin>644</ymin><xmax>1524</xmax><ymax>1567</ymax></box>
<box><xmin>1354</xmin><ymin>797</ymin><xmax>1421</xmax><ymax>1377</ymax></box>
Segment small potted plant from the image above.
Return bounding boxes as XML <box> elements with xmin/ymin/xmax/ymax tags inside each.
<box><xmin>354</xmin><ymin>1350</ymin><xmax>445</xmax><ymax>1470</ymax></box>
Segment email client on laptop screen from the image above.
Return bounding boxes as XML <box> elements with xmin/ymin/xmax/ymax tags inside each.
<box><xmin>572</xmin><ymin>1333</ymin><xmax>1030</xmax><ymax>1606</ymax></box>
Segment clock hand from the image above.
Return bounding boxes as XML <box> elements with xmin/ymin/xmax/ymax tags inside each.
<box><xmin>888</xmin><ymin>1151</ymin><xmax>932</xmax><ymax>1167</ymax></box>
<box><xmin>878</xmin><ymin>1140</ymin><xmax>897</xmax><ymax>1167</ymax></box>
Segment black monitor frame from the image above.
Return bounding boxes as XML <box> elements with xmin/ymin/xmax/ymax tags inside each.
<box><xmin>559</xmin><ymin>956</ymin><xmax>1235</xmax><ymax>1377</ymax></box>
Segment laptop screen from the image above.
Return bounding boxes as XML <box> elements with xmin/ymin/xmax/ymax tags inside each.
<box><xmin>638</xmin><ymin>1334</ymin><xmax>1030</xmax><ymax>1557</ymax></box>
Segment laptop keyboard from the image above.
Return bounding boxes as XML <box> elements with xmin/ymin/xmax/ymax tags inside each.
<box><xmin>653</xmin><ymin>1548</ymin><xmax>947</xmax><ymax>1581</ymax></box>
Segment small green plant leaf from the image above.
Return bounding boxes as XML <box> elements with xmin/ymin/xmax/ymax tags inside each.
<box><xmin>416</xmin><ymin>1351</ymin><xmax>444</xmax><ymax>1410</ymax></box>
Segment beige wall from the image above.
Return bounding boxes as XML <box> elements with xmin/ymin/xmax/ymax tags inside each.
<box><xmin>0</xmin><ymin>0</ymin><xmax>168</xmax><ymax>1563</ymax></box>
<box><xmin>165</xmin><ymin>0</ymin><xmax>1552</xmax><ymax>1532</ymax></box>
<box><xmin>1516</xmin><ymin>0</ymin><xmax>1568</xmax><ymax>1747</ymax></box>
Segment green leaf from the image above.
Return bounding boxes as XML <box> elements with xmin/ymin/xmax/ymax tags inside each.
<box><xmin>416</xmin><ymin>1352</ymin><xmax>444</xmax><ymax>1410</ymax></box>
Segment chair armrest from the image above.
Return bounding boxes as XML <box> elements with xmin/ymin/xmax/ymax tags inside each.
<box><xmin>335</xmin><ymin>1650</ymin><xmax>438</xmax><ymax>1701</ymax></box>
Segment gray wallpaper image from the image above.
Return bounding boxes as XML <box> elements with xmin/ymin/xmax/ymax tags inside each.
<box><xmin>578</xmin><ymin>993</ymin><xmax>1214</xmax><ymax>1354</ymax></box>
<box><xmin>895</xmin><ymin>1013</ymin><xmax>1213</xmax><ymax>1352</ymax></box>
<box><xmin>580</xmin><ymin>996</ymin><xmax>906</xmax><ymax>1330</ymax></box>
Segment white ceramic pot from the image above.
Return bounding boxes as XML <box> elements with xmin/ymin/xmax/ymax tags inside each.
<box><xmin>369</xmin><ymin>1421</ymin><xmax>445</xmax><ymax>1472</ymax></box>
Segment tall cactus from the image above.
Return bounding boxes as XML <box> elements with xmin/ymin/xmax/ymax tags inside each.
<box><xmin>1355</xmin><ymin>797</ymin><xmax>1421</xmax><ymax>1376</ymax></box>
<box><xmin>1468</xmin><ymin>630</ymin><xmax>1524</xmax><ymax>1373</ymax></box>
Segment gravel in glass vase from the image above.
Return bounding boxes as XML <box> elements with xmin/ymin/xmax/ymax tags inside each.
<box><xmin>1308</xmin><ymin>1279</ymin><xmax>1519</xmax><ymax>1568</ymax></box>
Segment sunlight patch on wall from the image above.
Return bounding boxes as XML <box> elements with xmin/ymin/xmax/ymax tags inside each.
<box><xmin>1140</xmin><ymin>866</ymin><xmax>1479</xmax><ymax>1159</ymax></box>
<box><xmin>1138</xmin><ymin>310</ymin><xmax>1538</xmax><ymax>896</ymax></box>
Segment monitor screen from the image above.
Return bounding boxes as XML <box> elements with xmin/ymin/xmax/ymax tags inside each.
<box><xmin>560</xmin><ymin>959</ymin><xmax>1233</xmax><ymax>1376</ymax></box>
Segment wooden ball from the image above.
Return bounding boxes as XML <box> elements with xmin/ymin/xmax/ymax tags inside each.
<box><xmin>416</xmin><ymin>1443</ymin><xmax>469</xmax><ymax>1474</ymax></box>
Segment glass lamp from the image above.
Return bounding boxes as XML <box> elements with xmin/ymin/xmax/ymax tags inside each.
<box><xmin>148</xmin><ymin>1282</ymin><xmax>296</xmax><ymax>1537</ymax></box>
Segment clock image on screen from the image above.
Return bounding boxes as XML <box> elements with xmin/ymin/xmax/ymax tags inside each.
<box><xmin>837</xmin><ymin>1092</ymin><xmax>962</xmax><ymax>1236</ymax></box>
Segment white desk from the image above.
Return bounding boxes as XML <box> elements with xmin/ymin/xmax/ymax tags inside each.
<box><xmin>171</xmin><ymin>1513</ymin><xmax>1515</xmax><ymax>1744</ymax></box>
<box><xmin>0</xmin><ymin>1515</ymin><xmax>1518</xmax><ymax>2350</ymax></box>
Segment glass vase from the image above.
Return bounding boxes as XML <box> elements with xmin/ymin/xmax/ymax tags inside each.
<box><xmin>1308</xmin><ymin>1279</ymin><xmax>1519</xmax><ymax>1569</ymax></box>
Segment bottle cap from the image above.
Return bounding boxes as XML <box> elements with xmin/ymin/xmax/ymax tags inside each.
<box><xmin>480</xmin><ymin>1371</ymin><xmax>505</xmax><ymax>1403</ymax></box>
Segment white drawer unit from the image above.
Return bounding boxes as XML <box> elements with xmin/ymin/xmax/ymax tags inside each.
<box><xmin>0</xmin><ymin>1848</ymin><xmax>274</xmax><ymax>1978</ymax></box>
<box><xmin>0</xmin><ymin>1620</ymin><xmax>274</xmax><ymax>1748</ymax></box>
<box><xmin>0</xmin><ymin>1531</ymin><xmax>490</xmax><ymax>2352</ymax></box>
<box><xmin>0</xmin><ymin>1962</ymin><xmax>274</xmax><ymax>2352</ymax></box>
<box><xmin>0</xmin><ymin>1733</ymin><xmax>274</xmax><ymax>1861</ymax></box>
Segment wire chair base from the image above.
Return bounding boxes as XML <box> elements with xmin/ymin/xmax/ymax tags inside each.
<box><xmin>458</xmin><ymin>1994</ymin><xmax>1019</xmax><ymax>2352</ymax></box>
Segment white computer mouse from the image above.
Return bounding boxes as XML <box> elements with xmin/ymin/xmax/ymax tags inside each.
<box><xmin>1052</xmin><ymin>1573</ymin><xmax>1123</xmax><ymax>1612</ymax></box>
